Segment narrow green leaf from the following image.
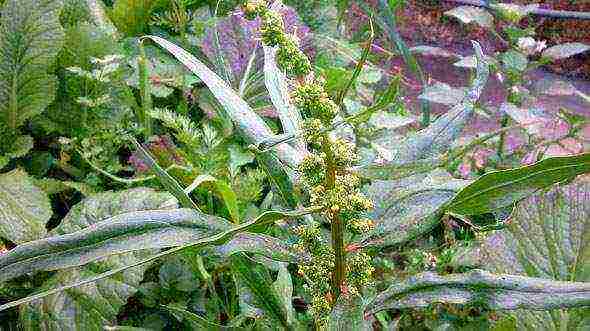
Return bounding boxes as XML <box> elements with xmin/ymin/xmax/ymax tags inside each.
<box><xmin>367</xmin><ymin>269</ymin><xmax>590</xmax><ymax>315</ymax></box>
<box><xmin>0</xmin><ymin>169</ymin><xmax>51</xmax><ymax>243</ymax></box>
<box><xmin>0</xmin><ymin>207</ymin><xmax>318</xmax><ymax>310</ymax></box>
<box><xmin>447</xmin><ymin>153</ymin><xmax>590</xmax><ymax>215</ymax></box>
<box><xmin>263</xmin><ymin>43</ymin><xmax>306</xmax><ymax>151</ymax></box>
<box><xmin>131</xmin><ymin>137</ymin><xmax>199</xmax><ymax>210</ymax></box>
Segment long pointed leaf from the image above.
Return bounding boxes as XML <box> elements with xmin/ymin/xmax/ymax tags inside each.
<box><xmin>142</xmin><ymin>35</ymin><xmax>304</xmax><ymax>167</ymax></box>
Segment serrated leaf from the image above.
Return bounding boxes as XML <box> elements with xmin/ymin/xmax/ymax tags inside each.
<box><xmin>446</xmin><ymin>153</ymin><xmax>590</xmax><ymax>216</ymax></box>
<box><xmin>445</xmin><ymin>6</ymin><xmax>494</xmax><ymax>29</ymax></box>
<box><xmin>0</xmin><ymin>0</ymin><xmax>64</xmax><ymax>134</ymax></box>
<box><xmin>366</xmin><ymin>269</ymin><xmax>590</xmax><ymax>315</ymax></box>
<box><xmin>419</xmin><ymin>82</ymin><xmax>466</xmax><ymax>106</ymax></box>
<box><xmin>542</xmin><ymin>43</ymin><xmax>590</xmax><ymax>60</ymax></box>
<box><xmin>0</xmin><ymin>169</ymin><xmax>51</xmax><ymax>243</ymax></box>
<box><xmin>19</xmin><ymin>188</ymin><xmax>170</xmax><ymax>330</ymax></box>
<box><xmin>362</xmin><ymin>170</ymin><xmax>471</xmax><ymax>247</ymax></box>
<box><xmin>452</xmin><ymin>180</ymin><xmax>590</xmax><ymax>329</ymax></box>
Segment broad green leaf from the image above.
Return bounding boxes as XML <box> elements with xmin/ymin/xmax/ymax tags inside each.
<box><xmin>446</xmin><ymin>153</ymin><xmax>590</xmax><ymax>215</ymax></box>
<box><xmin>0</xmin><ymin>206</ymin><xmax>318</xmax><ymax>310</ymax></box>
<box><xmin>328</xmin><ymin>295</ymin><xmax>371</xmax><ymax>331</ymax></box>
<box><xmin>85</xmin><ymin>0</ymin><xmax>118</xmax><ymax>37</ymax></box>
<box><xmin>0</xmin><ymin>135</ymin><xmax>34</xmax><ymax>169</ymax></box>
<box><xmin>451</xmin><ymin>180</ymin><xmax>590</xmax><ymax>329</ymax></box>
<box><xmin>542</xmin><ymin>43</ymin><xmax>590</xmax><ymax>60</ymax></box>
<box><xmin>0</xmin><ymin>0</ymin><xmax>64</xmax><ymax>160</ymax></box>
<box><xmin>445</xmin><ymin>6</ymin><xmax>494</xmax><ymax>29</ymax></box>
<box><xmin>19</xmin><ymin>188</ymin><xmax>170</xmax><ymax>330</ymax></box>
<box><xmin>366</xmin><ymin>269</ymin><xmax>590</xmax><ymax>315</ymax></box>
<box><xmin>230</xmin><ymin>254</ymin><xmax>292</xmax><ymax>330</ymax></box>
<box><xmin>362</xmin><ymin>170</ymin><xmax>471</xmax><ymax>247</ymax></box>
<box><xmin>359</xmin><ymin>41</ymin><xmax>489</xmax><ymax>180</ymax></box>
<box><xmin>418</xmin><ymin>82</ymin><xmax>466</xmax><ymax>106</ymax></box>
<box><xmin>109</xmin><ymin>0</ymin><xmax>157</xmax><ymax>36</ymax></box>
<box><xmin>143</xmin><ymin>35</ymin><xmax>303</xmax><ymax>168</ymax></box>
<box><xmin>0</xmin><ymin>169</ymin><xmax>51</xmax><ymax>243</ymax></box>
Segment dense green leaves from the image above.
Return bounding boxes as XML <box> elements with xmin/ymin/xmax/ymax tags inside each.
<box><xmin>0</xmin><ymin>169</ymin><xmax>51</xmax><ymax>243</ymax></box>
<box><xmin>447</xmin><ymin>153</ymin><xmax>590</xmax><ymax>215</ymax></box>
<box><xmin>143</xmin><ymin>35</ymin><xmax>304</xmax><ymax>168</ymax></box>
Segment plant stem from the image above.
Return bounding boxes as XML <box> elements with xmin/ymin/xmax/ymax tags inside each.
<box><xmin>321</xmin><ymin>134</ymin><xmax>346</xmax><ymax>301</ymax></box>
<box><xmin>497</xmin><ymin>114</ymin><xmax>509</xmax><ymax>160</ymax></box>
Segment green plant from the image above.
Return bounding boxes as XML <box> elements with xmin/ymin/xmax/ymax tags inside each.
<box><xmin>0</xmin><ymin>1</ymin><xmax>589</xmax><ymax>330</ymax></box>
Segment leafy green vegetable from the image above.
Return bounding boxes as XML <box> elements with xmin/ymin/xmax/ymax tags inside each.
<box><xmin>0</xmin><ymin>0</ymin><xmax>65</xmax><ymax>161</ymax></box>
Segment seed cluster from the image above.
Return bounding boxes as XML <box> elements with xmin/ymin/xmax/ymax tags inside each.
<box><xmin>244</xmin><ymin>1</ymin><xmax>374</xmax><ymax>324</ymax></box>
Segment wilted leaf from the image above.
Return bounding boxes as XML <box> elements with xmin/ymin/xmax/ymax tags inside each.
<box><xmin>542</xmin><ymin>43</ymin><xmax>590</xmax><ymax>60</ymax></box>
<box><xmin>452</xmin><ymin>179</ymin><xmax>590</xmax><ymax>329</ymax></box>
<box><xmin>533</xmin><ymin>78</ymin><xmax>578</xmax><ymax>96</ymax></box>
<box><xmin>362</xmin><ymin>170</ymin><xmax>471</xmax><ymax>247</ymax></box>
<box><xmin>445</xmin><ymin>6</ymin><xmax>494</xmax><ymax>29</ymax></box>
<box><xmin>368</xmin><ymin>111</ymin><xmax>416</xmax><ymax>130</ymax></box>
<box><xmin>446</xmin><ymin>153</ymin><xmax>590</xmax><ymax>215</ymax></box>
<box><xmin>0</xmin><ymin>169</ymin><xmax>51</xmax><ymax>243</ymax></box>
<box><xmin>419</xmin><ymin>82</ymin><xmax>466</xmax><ymax>106</ymax></box>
